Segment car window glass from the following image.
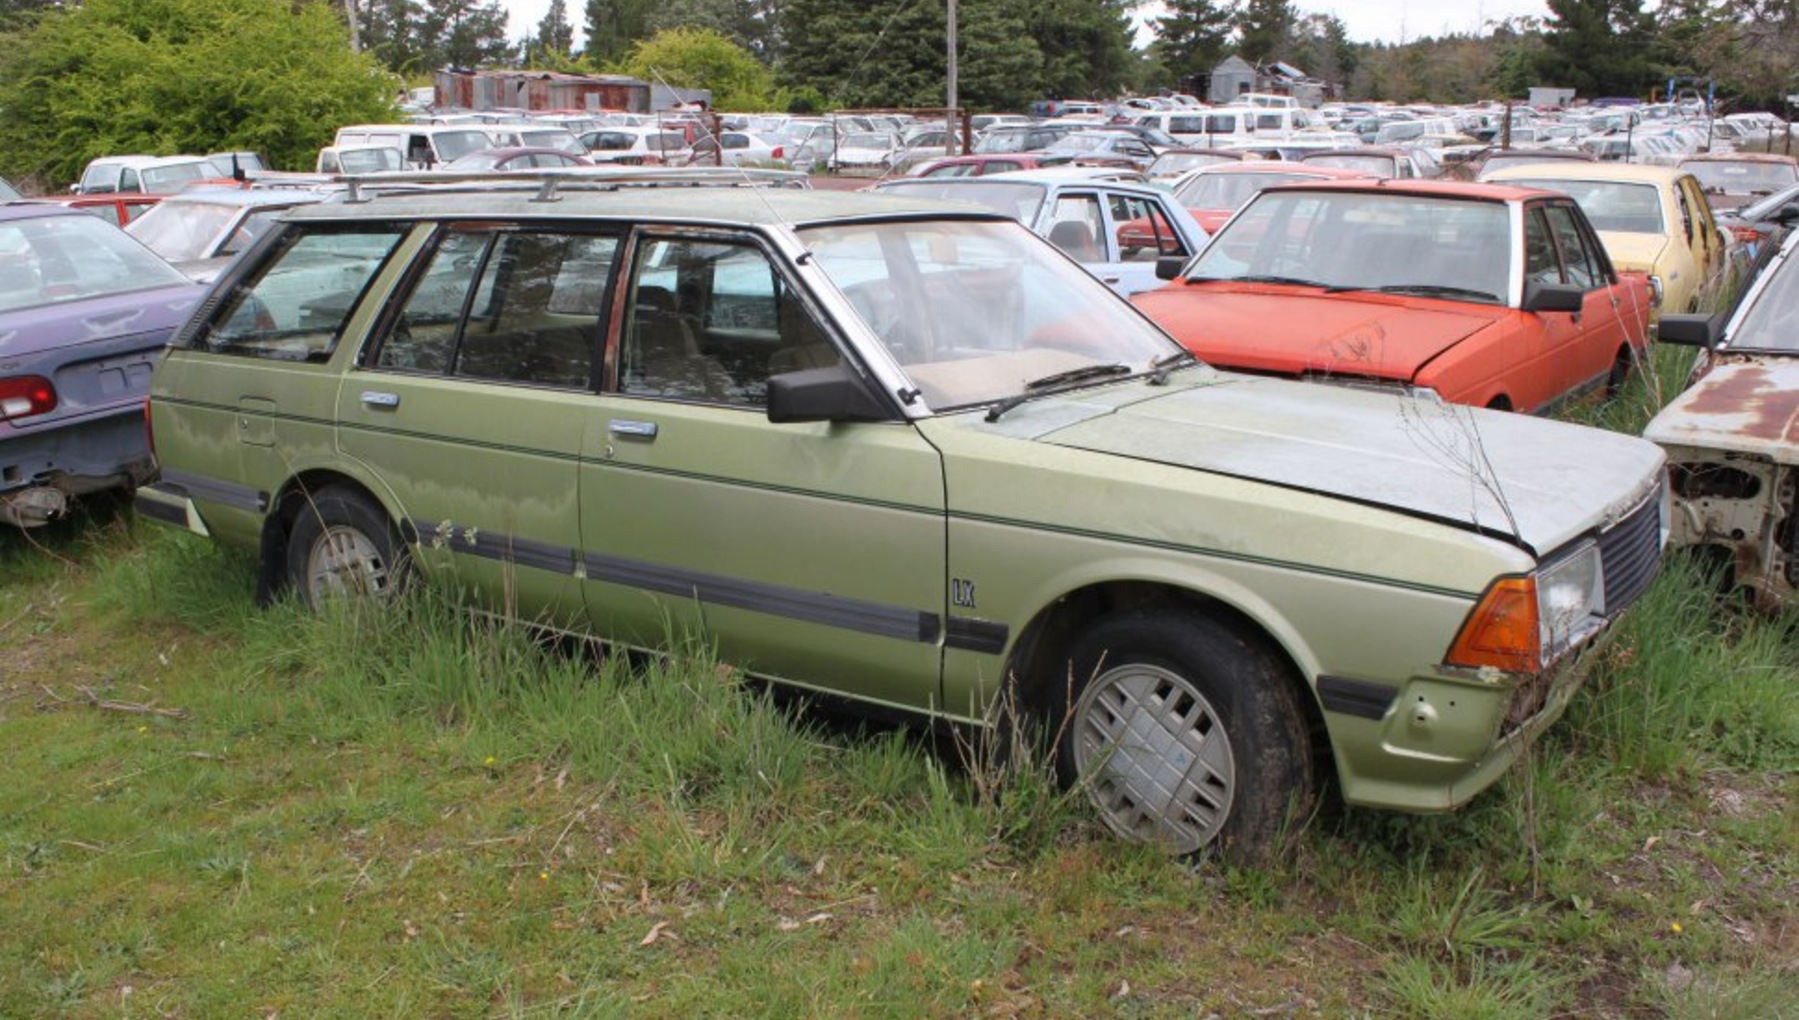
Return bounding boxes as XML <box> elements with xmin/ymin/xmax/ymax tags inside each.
<box><xmin>1046</xmin><ymin>194</ymin><xmax>1105</xmax><ymax>261</ymax></box>
<box><xmin>1544</xmin><ymin>204</ymin><xmax>1599</xmax><ymax>288</ymax></box>
<box><xmin>450</xmin><ymin>230</ymin><xmax>612</xmax><ymax>388</ymax></box>
<box><xmin>620</xmin><ymin>238</ymin><xmax>834</xmax><ymax>406</ymax></box>
<box><xmin>375</xmin><ymin>230</ymin><xmax>489</xmax><ymax>374</ymax></box>
<box><xmin>1524</xmin><ymin>207</ymin><xmax>1562</xmax><ymax>284</ymax></box>
<box><xmin>200</xmin><ymin>225</ymin><xmax>406</xmax><ymax>361</ymax></box>
<box><xmin>1109</xmin><ymin>194</ymin><xmax>1190</xmax><ymax>261</ymax></box>
<box><xmin>120</xmin><ymin>169</ymin><xmax>141</xmax><ymax>194</ymax></box>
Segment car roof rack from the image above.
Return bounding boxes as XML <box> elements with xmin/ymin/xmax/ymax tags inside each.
<box><xmin>333</xmin><ymin>166</ymin><xmax>811</xmax><ymax>203</ymax></box>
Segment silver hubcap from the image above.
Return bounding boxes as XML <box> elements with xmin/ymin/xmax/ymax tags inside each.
<box><xmin>306</xmin><ymin>525</ymin><xmax>391</xmax><ymax>601</ymax></box>
<box><xmin>1072</xmin><ymin>663</ymin><xmax>1235</xmax><ymax>854</ymax></box>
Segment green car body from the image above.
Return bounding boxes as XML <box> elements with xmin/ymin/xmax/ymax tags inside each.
<box><xmin>141</xmin><ymin>181</ymin><xmax>1669</xmax><ymax>858</ymax></box>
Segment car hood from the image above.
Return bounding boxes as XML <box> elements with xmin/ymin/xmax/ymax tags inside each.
<box><xmin>1007</xmin><ymin>374</ymin><xmax>1664</xmax><ymax>556</ymax></box>
<box><xmin>0</xmin><ymin>283</ymin><xmax>202</xmax><ymax>362</ymax></box>
<box><xmin>1133</xmin><ymin>285</ymin><xmax>1499</xmax><ymax>381</ymax></box>
<box><xmin>1595</xmin><ymin>231</ymin><xmax>1669</xmax><ymax>273</ymax></box>
<box><xmin>1643</xmin><ymin>356</ymin><xmax>1799</xmax><ymax>463</ymax></box>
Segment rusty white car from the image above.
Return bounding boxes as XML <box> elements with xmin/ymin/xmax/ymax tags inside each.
<box><xmin>1645</xmin><ymin>227</ymin><xmax>1799</xmax><ymax>608</ymax></box>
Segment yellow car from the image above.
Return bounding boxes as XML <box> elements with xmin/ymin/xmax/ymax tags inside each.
<box><xmin>1480</xmin><ymin>161</ymin><xmax>1732</xmax><ymax>315</ymax></box>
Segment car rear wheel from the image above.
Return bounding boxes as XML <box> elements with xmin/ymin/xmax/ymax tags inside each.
<box><xmin>284</xmin><ymin>487</ymin><xmax>409</xmax><ymax>609</ymax></box>
<box><xmin>1053</xmin><ymin>607</ymin><xmax>1314</xmax><ymax>864</ymax></box>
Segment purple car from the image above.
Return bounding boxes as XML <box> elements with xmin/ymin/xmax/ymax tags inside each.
<box><xmin>1</xmin><ymin>204</ymin><xmax>204</xmax><ymax>526</ymax></box>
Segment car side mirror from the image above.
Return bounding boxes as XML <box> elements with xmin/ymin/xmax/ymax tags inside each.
<box><xmin>1654</xmin><ymin>313</ymin><xmax>1720</xmax><ymax>348</ymax></box>
<box><xmin>767</xmin><ymin>363</ymin><xmax>896</xmax><ymax>424</ymax></box>
<box><xmin>1521</xmin><ymin>280</ymin><xmax>1585</xmax><ymax>314</ymax></box>
<box><xmin>1155</xmin><ymin>255</ymin><xmax>1186</xmax><ymax>281</ymax></box>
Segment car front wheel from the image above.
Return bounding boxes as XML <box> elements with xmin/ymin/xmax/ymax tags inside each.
<box><xmin>1055</xmin><ymin>607</ymin><xmax>1314</xmax><ymax>863</ymax></box>
<box><xmin>284</xmin><ymin>487</ymin><xmax>410</xmax><ymax>609</ymax></box>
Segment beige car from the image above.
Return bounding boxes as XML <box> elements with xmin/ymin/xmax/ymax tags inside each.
<box><xmin>1481</xmin><ymin>162</ymin><xmax>1732</xmax><ymax>316</ymax></box>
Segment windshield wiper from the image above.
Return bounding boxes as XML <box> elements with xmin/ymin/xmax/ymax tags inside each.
<box><xmin>1367</xmin><ymin>284</ymin><xmax>1501</xmax><ymax>303</ymax></box>
<box><xmin>1232</xmin><ymin>274</ymin><xmax>1329</xmax><ymax>288</ymax></box>
<box><xmin>985</xmin><ymin>363</ymin><xmax>1132</xmax><ymax>423</ymax></box>
<box><xmin>1149</xmin><ymin>349</ymin><xmax>1196</xmax><ymax>385</ymax></box>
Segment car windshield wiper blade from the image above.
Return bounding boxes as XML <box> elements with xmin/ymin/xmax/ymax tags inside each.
<box><xmin>985</xmin><ymin>363</ymin><xmax>1132</xmax><ymax>423</ymax></box>
<box><xmin>1231</xmin><ymin>274</ymin><xmax>1328</xmax><ymax>287</ymax></box>
<box><xmin>1368</xmin><ymin>284</ymin><xmax>1502</xmax><ymax>302</ymax></box>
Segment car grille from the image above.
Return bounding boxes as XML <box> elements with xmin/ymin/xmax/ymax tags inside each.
<box><xmin>1600</xmin><ymin>483</ymin><xmax>1665</xmax><ymax>615</ymax></box>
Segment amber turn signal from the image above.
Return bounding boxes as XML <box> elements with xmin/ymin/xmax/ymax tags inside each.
<box><xmin>1445</xmin><ymin>575</ymin><xmax>1540</xmax><ymax>674</ymax></box>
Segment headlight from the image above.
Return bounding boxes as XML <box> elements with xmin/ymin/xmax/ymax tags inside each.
<box><xmin>1536</xmin><ymin>540</ymin><xmax>1605</xmax><ymax>663</ymax></box>
<box><xmin>1446</xmin><ymin>541</ymin><xmax>1608</xmax><ymax>675</ymax></box>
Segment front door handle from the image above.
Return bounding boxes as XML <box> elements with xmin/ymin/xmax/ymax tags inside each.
<box><xmin>609</xmin><ymin>419</ymin><xmax>659</xmax><ymax>440</ymax></box>
<box><xmin>361</xmin><ymin>391</ymin><xmax>400</xmax><ymax>409</ymax></box>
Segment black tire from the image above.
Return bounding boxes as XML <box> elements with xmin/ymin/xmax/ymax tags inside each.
<box><xmin>1050</xmin><ymin>607</ymin><xmax>1314</xmax><ymax>864</ymax></box>
<box><xmin>1605</xmin><ymin>346</ymin><xmax>1633</xmax><ymax>398</ymax></box>
<box><xmin>283</xmin><ymin>487</ymin><xmax>410</xmax><ymax>609</ymax></box>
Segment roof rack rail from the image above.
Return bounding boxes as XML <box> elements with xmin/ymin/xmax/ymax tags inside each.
<box><xmin>334</xmin><ymin>166</ymin><xmax>811</xmax><ymax>203</ymax></box>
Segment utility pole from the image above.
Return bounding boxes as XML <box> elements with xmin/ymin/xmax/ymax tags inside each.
<box><xmin>946</xmin><ymin>0</ymin><xmax>958</xmax><ymax>120</ymax></box>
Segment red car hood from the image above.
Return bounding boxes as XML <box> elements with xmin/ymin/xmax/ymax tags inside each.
<box><xmin>1134</xmin><ymin>283</ymin><xmax>1502</xmax><ymax>382</ymax></box>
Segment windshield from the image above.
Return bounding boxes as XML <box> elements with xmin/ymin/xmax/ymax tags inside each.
<box><xmin>0</xmin><ymin>178</ymin><xmax>21</xmax><ymax>201</ymax></box>
<box><xmin>1685</xmin><ymin>160</ymin><xmax>1799</xmax><ymax>195</ymax></box>
<box><xmin>874</xmin><ymin>181</ymin><xmax>1047</xmax><ymax>225</ymax></box>
<box><xmin>842</xmin><ymin>133</ymin><xmax>893</xmax><ymax>150</ymax></box>
<box><xmin>0</xmin><ymin>212</ymin><xmax>190</xmax><ymax>313</ymax></box>
<box><xmin>1727</xmin><ymin>244</ymin><xmax>1799</xmax><ymax>352</ymax></box>
<box><xmin>1149</xmin><ymin>153</ymin><xmax>1235</xmax><ymax>177</ymax></box>
<box><xmin>127</xmin><ymin>200</ymin><xmax>241</xmax><ymax>261</ymax></box>
<box><xmin>1502</xmin><ymin>178</ymin><xmax>1664</xmax><ymax>233</ymax></box>
<box><xmin>140</xmin><ymin>160</ymin><xmax>225</xmax><ymax>193</ymax></box>
<box><xmin>433</xmin><ymin>130</ymin><xmax>494</xmax><ymax>161</ymax></box>
<box><xmin>1175</xmin><ymin>170</ymin><xmax>1316</xmax><ymax>210</ymax></box>
<box><xmin>1185</xmin><ymin>190</ymin><xmax>1510</xmax><ymax>305</ymax></box>
<box><xmin>1304</xmin><ymin>154</ymin><xmax>1391</xmax><ymax>175</ymax></box>
<box><xmin>342</xmin><ymin>148</ymin><xmax>405</xmax><ymax>173</ymax></box>
<box><xmin>800</xmin><ymin>218</ymin><xmax>1186</xmax><ymax>410</ymax></box>
<box><xmin>973</xmin><ymin>131</ymin><xmax>1031</xmax><ymax>154</ymax></box>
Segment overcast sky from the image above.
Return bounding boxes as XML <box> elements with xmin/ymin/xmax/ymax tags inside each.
<box><xmin>497</xmin><ymin>0</ymin><xmax>1556</xmax><ymax>57</ymax></box>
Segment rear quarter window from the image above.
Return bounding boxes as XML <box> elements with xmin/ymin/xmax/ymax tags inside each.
<box><xmin>187</xmin><ymin>224</ymin><xmax>407</xmax><ymax>362</ymax></box>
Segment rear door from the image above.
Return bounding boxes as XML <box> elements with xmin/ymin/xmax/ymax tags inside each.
<box><xmin>576</xmin><ymin>228</ymin><xmax>949</xmax><ymax>711</ymax></box>
<box><xmin>336</xmin><ymin>223</ymin><xmax>617</xmax><ymax>623</ymax></box>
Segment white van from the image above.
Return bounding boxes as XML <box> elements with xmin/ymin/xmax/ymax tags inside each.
<box><xmin>332</xmin><ymin>123</ymin><xmax>495</xmax><ymax>170</ymax></box>
<box><xmin>1136</xmin><ymin>108</ymin><xmax>1259</xmax><ymax>146</ymax></box>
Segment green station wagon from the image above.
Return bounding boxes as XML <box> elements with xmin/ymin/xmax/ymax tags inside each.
<box><xmin>140</xmin><ymin>176</ymin><xmax>1670</xmax><ymax>860</ymax></box>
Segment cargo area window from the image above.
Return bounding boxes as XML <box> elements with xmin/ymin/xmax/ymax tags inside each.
<box><xmin>198</xmin><ymin>225</ymin><xmax>406</xmax><ymax>361</ymax></box>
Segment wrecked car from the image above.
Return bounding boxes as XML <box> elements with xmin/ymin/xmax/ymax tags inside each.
<box><xmin>1645</xmin><ymin>227</ymin><xmax>1799</xmax><ymax>609</ymax></box>
<box><xmin>140</xmin><ymin>176</ymin><xmax>1667</xmax><ymax>861</ymax></box>
<box><xmin>1</xmin><ymin>203</ymin><xmax>204</xmax><ymax>526</ymax></box>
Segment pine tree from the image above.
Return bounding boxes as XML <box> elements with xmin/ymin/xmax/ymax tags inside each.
<box><xmin>536</xmin><ymin>0</ymin><xmax>574</xmax><ymax>59</ymax></box>
<box><xmin>1155</xmin><ymin>0</ymin><xmax>1234</xmax><ymax>86</ymax></box>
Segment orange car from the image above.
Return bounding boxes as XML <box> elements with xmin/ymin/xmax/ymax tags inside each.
<box><xmin>1132</xmin><ymin>179</ymin><xmax>1655</xmax><ymax>412</ymax></box>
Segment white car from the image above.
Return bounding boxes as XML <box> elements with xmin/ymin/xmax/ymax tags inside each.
<box><xmin>682</xmin><ymin>131</ymin><xmax>788</xmax><ymax>168</ymax></box>
<box><xmin>72</xmin><ymin>155</ymin><xmax>226</xmax><ymax>195</ymax></box>
<box><xmin>579</xmin><ymin>126</ymin><xmax>691</xmax><ymax>166</ymax></box>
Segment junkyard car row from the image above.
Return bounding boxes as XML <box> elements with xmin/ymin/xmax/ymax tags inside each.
<box><xmin>4</xmin><ymin>92</ymin><xmax>1796</xmax><ymax>859</ymax></box>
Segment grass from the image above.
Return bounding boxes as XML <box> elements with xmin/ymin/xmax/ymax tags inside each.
<box><xmin>3</xmin><ymin>387</ymin><xmax>1796</xmax><ymax>1016</ymax></box>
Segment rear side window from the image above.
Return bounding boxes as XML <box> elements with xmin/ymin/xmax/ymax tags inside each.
<box><xmin>191</xmin><ymin>225</ymin><xmax>406</xmax><ymax>361</ymax></box>
<box><xmin>373</xmin><ymin>226</ymin><xmax>617</xmax><ymax>389</ymax></box>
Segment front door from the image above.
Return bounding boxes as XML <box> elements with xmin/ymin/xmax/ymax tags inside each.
<box><xmin>577</xmin><ymin>231</ymin><xmax>949</xmax><ymax>712</ymax></box>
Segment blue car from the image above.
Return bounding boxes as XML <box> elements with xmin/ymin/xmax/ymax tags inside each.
<box><xmin>0</xmin><ymin>203</ymin><xmax>204</xmax><ymax>526</ymax></box>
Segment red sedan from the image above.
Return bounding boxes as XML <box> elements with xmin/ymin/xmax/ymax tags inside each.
<box><xmin>1132</xmin><ymin>180</ymin><xmax>1655</xmax><ymax>413</ymax></box>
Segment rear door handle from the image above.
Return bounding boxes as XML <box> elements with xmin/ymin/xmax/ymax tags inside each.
<box><xmin>609</xmin><ymin>419</ymin><xmax>659</xmax><ymax>439</ymax></box>
<box><xmin>360</xmin><ymin>391</ymin><xmax>400</xmax><ymax>409</ymax></box>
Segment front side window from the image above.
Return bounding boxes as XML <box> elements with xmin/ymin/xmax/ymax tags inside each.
<box><xmin>1543</xmin><ymin>203</ymin><xmax>1601</xmax><ymax>289</ymax></box>
<box><xmin>1109</xmin><ymin>194</ymin><xmax>1191</xmax><ymax>261</ymax></box>
<box><xmin>1045</xmin><ymin>194</ymin><xmax>1105</xmax><ymax>261</ymax></box>
<box><xmin>196</xmin><ymin>224</ymin><xmax>406</xmax><ymax>361</ymax></box>
<box><xmin>620</xmin><ymin>237</ymin><xmax>838</xmax><ymax>407</ymax></box>
<box><xmin>373</xmin><ymin>227</ymin><xmax>616</xmax><ymax>388</ymax></box>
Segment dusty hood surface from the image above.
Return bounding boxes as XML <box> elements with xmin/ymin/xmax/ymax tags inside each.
<box><xmin>1028</xmin><ymin>373</ymin><xmax>1665</xmax><ymax>555</ymax></box>
<box><xmin>1644</xmin><ymin>356</ymin><xmax>1799</xmax><ymax>462</ymax></box>
<box><xmin>1133</xmin><ymin>285</ymin><xmax>1497</xmax><ymax>381</ymax></box>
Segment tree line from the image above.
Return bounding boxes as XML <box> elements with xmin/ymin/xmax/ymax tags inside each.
<box><xmin>1</xmin><ymin>0</ymin><xmax>1795</xmax><ymax>188</ymax></box>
